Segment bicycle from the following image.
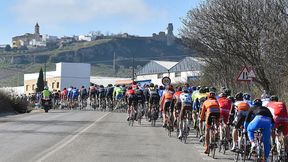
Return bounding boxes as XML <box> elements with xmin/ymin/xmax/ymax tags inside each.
<box><xmin>271</xmin><ymin>126</ymin><xmax>287</xmax><ymax>162</ymax></box>
<box><xmin>218</xmin><ymin>119</ymin><xmax>231</xmax><ymax>155</ymax></box>
<box><xmin>234</xmin><ymin>126</ymin><xmax>250</xmax><ymax>162</ymax></box>
<box><xmin>128</xmin><ymin>103</ymin><xmax>136</xmax><ymax>127</ymax></box>
<box><xmin>150</xmin><ymin>103</ymin><xmax>158</xmax><ymax>127</ymax></box>
<box><xmin>181</xmin><ymin>109</ymin><xmax>191</xmax><ymax>144</ymax></box>
<box><xmin>99</xmin><ymin>97</ymin><xmax>106</xmax><ymax>111</ymax></box>
<box><xmin>106</xmin><ymin>97</ymin><xmax>113</xmax><ymax>112</ymax></box>
<box><xmin>136</xmin><ymin>102</ymin><xmax>144</xmax><ymax>125</ymax></box>
<box><xmin>208</xmin><ymin>116</ymin><xmax>218</xmax><ymax>159</ymax></box>
<box><xmin>166</xmin><ymin>106</ymin><xmax>174</xmax><ymax>137</ymax></box>
<box><xmin>248</xmin><ymin>128</ymin><xmax>265</xmax><ymax>162</ymax></box>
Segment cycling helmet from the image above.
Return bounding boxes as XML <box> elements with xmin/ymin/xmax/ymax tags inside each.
<box><xmin>209</xmin><ymin>86</ymin><xmax>217</xmax><ymax>93</ymax></box>
<box><xmin>116</xmin><ymin>84</ymin><xmax>120</xmax><ymax>87</ymax></box>
<box><xmin>149</xmin><ymin>83</ymin><xmax>154</xmax><ymax>87</ymax></box>
<box><xmin>199</xmin><ymin>87</ymin><xmax>206</xmax><ymax>93</ymax></box>
<box><xmin>44</xmin><ymin>86</ymin><xmax>48</xmax><ymax>90</ymax></box>
<box><xmin>224</xmin><ymin>89</ymin><xmax>231</xmax><ymax>96</ymax></box>
<box><xmin>192</xmin><ymin>86</ymin><xmax>196</xmax><ymax>91</ymax></box>
<box><xmin>167</xmin><ymin>85</ymin><xmax>174</xmax><ymax>91</ymax></box>
<box><xmin>128</xmin><ymin>86</ymin><xmax>132</xmax><ymax>90</ymax></box>
<box><xmin>208</xmin><ymin>92</ymin><xmax>216</xmax><ymax>99</ymax></box>
<box><xmin>253</xmin><ymin>99</ymin><xmax>262</xmax><ymax>107</ymax></box>
<box><xmin>270</xmin><ymin>95</ymin><xmax>279</xmax><ymax>102</ymax></box>
<box><xmin>235</xmin><ymin>92</ymin><xmax>243</xmax><ymax>100</ymax></box>
<box><xmin>108</xmin><ymin>84</ymin><xmax>113</xmax><ymax>87</ymax></box>
<box><xmin>203</xmin><ymin>87</ymin><xmax>209</xmax><ymax>93</ymax></box>
<box><xmin>219</xmin><ymin>93</ymin><xmax>227</xmax><ymax>97</ymax></box>
<box><xmin>243</xmin><ymin>93</ymin><xmax>251</xmax><ymax>100</ymax></box>
<box><xmin>183</xmin><ymin>87</ymin><xmax>189</xmax><ymax>93</ymax></box>
<box><xmin>176</xmin><ymin>86</ymin><xmax>182</xmax><ymax>92</ymax></box>
<box><xmin>197</xmin><ymin>86</ymin><xmax>201</xmax><ymax>90</ymax></box>
<box><xmin>99</xmin><ymin>85</ymin><xmax>104</xmax><ymax>88</ymax></box>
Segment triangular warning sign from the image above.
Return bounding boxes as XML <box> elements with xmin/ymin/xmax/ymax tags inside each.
<box><xmin>237</xmin><ymin>67</ymin><xmax>251</xmax><ymax>81</ymax></box>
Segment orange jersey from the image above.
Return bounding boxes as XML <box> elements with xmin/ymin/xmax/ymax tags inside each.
<box><xmin>200</xmin><ymin>99</ymin><xmax>220</xmax><ymax>121</ymax></box>
<box><xmin>160</xmin><ymin>90</ymin><xmax>174</xmax><ymax>110</ymax></box>
<box><xmin>173</xmin><ymin>91</ymin><xmax>182</xmax><ymax>103</ymax></box>
<box><xmin>234</xmin><ymin>101</ymin><xmax>250</xmax><ymax>111</ymax></box>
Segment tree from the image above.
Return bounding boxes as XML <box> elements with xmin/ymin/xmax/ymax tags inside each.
<box><xmin>4</xmin><ymin>45</ymin><xmax>11</xmax><ymax>52</ymax></box>
<box><xmin>36</xmin><ymin>68</ymin><xmax>44</xmax><ymax>92</ymax></box>
<box><xmin>180</xmin><ymin>0</ymin><xmax>288</xmax><ymax>95</ymax></box>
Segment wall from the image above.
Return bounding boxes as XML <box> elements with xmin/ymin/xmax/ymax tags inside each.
<box><xmin>136</xmin><ymin>71</ymin><xmax>201</xmax><ymax>86</ymax></box>
<box><xmin>58</xmin><ymin>62</ymin><xmax>90</xmax><ymax>90</ymax></box>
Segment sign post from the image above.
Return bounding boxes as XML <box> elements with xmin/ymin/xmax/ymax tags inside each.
<box><xmin>162</xmin><ymin>76</ymin><xmax>171</xmax><ymax>86</ymax></box>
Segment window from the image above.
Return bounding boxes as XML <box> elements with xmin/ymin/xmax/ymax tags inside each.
<box><xmin>175</xmin><ymin>72</ymin><xmax>181</xmax><ymax>77</ymax></box>
<box><xmin>52</xmin><ymin>82</ymin><xmax>55</xmax><ymax>89</ymax></box>
<box><xmin>57</xmin><ymin>82</ymin><xmax>60</xmax><ymax>88</ymax></box>
<box><xmin>26</xmin><ymin>85</ymin><xmax>29</xmax><ymax>91</ymax></box>
<box><xmin>157</xmin><ymin>73</ymin><xmax>163</xmax><ymax>79</ymax></box>
<box><xmin>32</xmin><ymin>84</ymin><xmax>35</xmax><ymax>90</ymax></box>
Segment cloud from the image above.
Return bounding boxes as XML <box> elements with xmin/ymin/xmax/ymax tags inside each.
<box><xmin>11</xmin><ymin>0</ymin><xmax>167</xmax><ymax>25</ymax></box>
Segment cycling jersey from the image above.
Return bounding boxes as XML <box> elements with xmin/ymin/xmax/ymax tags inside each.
<box><xmin>245</xmin><ymin>106</ymin><xmax>274</xmax><ymax>160</ymax></box>
<box><xmin>72</xmin><ymin>89</ymin><xmax>79</xmax><ymax>99</ymax></box>
<box><xmin>98</xmin><ymin>88</ymin><xmax>106</xmax><ymax>98</ymax></box>
<box><xmin>173</xmin><ymin>91</ymin><xmax>182</xmax><ymax>104</ymax></box>
<box><xmin>200</xmin><ymin>99</ymin><xmax>220</xmax><ymax>126</ymax></box>
<box><xmin>42</xmin><ymin>90</ymin><xmax>51</xmax><ymax>99</ymax></box>
<box><xmin>267</xmin><ymin>101</ymin><xmax>288</xmax><ymax>135</ymax></box>
<box><xmin>217</xmin><ymin>96</ymin><xmax>232</xmax><ymax>124</ymax></box>
<box><xmin>193</xmin><ymin>92</ymin><xmax>207</xmax><ymax>111</ymax></box>
<box><xmin>234</xmin><ymin>101</ymin><xmax>250</xmax><ymax>111</ymax></box>
<box><xmin>106</xmin><ymin>87</ymin><xmax>114</xmax><ymax>97</ymax></box>
<box><xmin>180</xmin><ymin>93</ymin><xmax>192</xmax><ymax>104</ymax></box>
<box><xmin>160</xmin><ymin>90</ymin><xmax>174</xmax><ymax>112</ymax></box>
<box><xmin>113</xmin><ymin>87</ymin><xmax>124</xmax><ymax>99</ymax></box>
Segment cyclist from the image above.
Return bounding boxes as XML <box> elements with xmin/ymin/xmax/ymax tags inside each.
<box><xmin>160</xmin><ymin>85</ymin><xmax>174</xmax><ymax>128</ymax></box>
<box><xmin>267</xmin><ymin>95</ymin><xmax>288</xmax><ymax>149</ymax></box>
<box><xmin>243</xmin><ymin>93</ymin><xmax>254</xmax><ymax>108</ymax></box>
<box><xmin>229</xmin><ymin>92</ymin><xmax>250</xmax><ymax>151</ymax></box>
<box><xmin>178</xmin><ymin>88</ymin><xmax>192</xmax><ymax>139</ymax></box>
<box><xmin>98</xmin><ymin>85</ymin><xmax>106</xmax><ymax>108</ymax></box>
<box><xmin>148</xmin><ymin>83</ymin><xmax>160</xmax><ymax>121</ymax></box>
<box><xmin>217</xmin><ymin>91</ymin><xmax>232</xmax><ymax>143</ymax></box>
<box><xmin>244</xmin><ymin>99</ymin><xmax>274</xmax><ymax>162</ymax></box>
<box><xmin>135</xmin><ymin>87</ymin><xmax>145</xmax><ymax>117</ymax></box>
<box><xmin>158</xmin><ymin>85</ymin><xmax>165</xmax><ymax>97</ymax></box>
<box><xmin>79</xmin><ymin>86</ymin><xmax>88</xmax><ymax>107</ymax></box>
<box><xmin>173</xmin><ymin>86</ymin><xmax>182</xmax><ymax>128</ymax></box>
<box><xmin>71</xmin><ymin>87</ymin><xmax>79</xmax><ymax>106</ymax></box>
<box><xmin>200</xmin><ymin>92</ymin><xmax>220</xmax><ymax>154</ymax></box>
<box><xmin>89</xmin><ymin>84</ymin><xmax>97</xmax><ymax>104</ymax></box>
<box><xmin>125</xmin><ymin>86</ymin><xmax>136</xmax><ymax>121</ymax></box>
<box><xmin>192</xmin><ymin>87</ymin><xmax>207</xmax><ymax>134</ymax></box>
<box><xmin>106</xmin><ymin>84</ymin><xmax>114</xmax><ymax>107</ymax></box>
<box><xmin>113</xmin><ymin>85</ymin><xmax>124</xmax><ymax>101</ymax></box>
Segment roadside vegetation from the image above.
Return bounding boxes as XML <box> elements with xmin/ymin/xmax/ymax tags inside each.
<box><xmin>0</xmin><ymin>90</ymin><xmax>31</xmax><ymax>113</ymax></box>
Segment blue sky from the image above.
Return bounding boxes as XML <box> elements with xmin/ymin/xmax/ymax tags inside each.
<box><xmin>0</xmin><ymin>0</ymin><xmax>202</xmax><ymax>44</ymax></box>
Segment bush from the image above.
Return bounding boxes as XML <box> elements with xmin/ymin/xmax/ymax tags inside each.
<box><xmin>0</xmin><ymin>91</ymin><xmax>31</xmax><ymax>113</ymax></box>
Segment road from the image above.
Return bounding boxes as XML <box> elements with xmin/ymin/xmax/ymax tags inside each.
<box><xmin>0</xmin><ymin>109</ymin><xmax>237</xmax><ymax>162</ymax></box>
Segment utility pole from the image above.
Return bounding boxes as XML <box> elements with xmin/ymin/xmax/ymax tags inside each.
<box><xmin>132</xmin><ymin>54</ymin><xmax>135</xmax><ymax>81</ymax></box>
<box><xmin>44</xmin><ymin>63</ymin><xmax>47</xmax><ymax>86</ymax></box>
<box><xmin>113</xmin><ymin>52</ymin><xmax>116</xmax><ymax>74</ymax></box>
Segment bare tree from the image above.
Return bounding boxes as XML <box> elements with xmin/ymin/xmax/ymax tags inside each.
<box><xmin>181</xmin><ymin>0</ymin><xmax>288</xmax><ymax>96</ymax></box>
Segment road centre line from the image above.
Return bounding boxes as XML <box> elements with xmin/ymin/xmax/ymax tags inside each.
<box><xmin>34</xmin><ymin>112</ymin><xmax>111</xmax><ymax>162</ymax></box>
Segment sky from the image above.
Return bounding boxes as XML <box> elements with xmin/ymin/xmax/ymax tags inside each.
<box><xmin>0</xmin><ymin>0</ymin><xmax>202</xmax><ymax>45</ymax></box>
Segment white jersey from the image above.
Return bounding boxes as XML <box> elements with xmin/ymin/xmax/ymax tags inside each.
<box><xmin>180</xmin><ymin>93</ymin><xmax>192</xmax><ymax>104</ymax></box>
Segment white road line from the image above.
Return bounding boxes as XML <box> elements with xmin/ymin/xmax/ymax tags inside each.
<box><xmin>34</xmin><ymin>112</ymin><xmax>111</xmax><ymax>162</ymax></box>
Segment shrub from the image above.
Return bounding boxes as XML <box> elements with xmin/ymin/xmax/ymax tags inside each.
<box><xmin>0</xmin><ymin>91</ymin><xmax>31</xmax><ymax>113</ymax></box>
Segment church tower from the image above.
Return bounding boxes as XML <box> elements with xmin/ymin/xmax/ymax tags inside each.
<box><xmin>166</xmin><ymin>23</ymin><xmax>175</xmax><ymax>46</ymax></box>
<box><xmin>35</xmin><ymin>22</ymin><xmax>40</xmax><ymax>35</ymax></box>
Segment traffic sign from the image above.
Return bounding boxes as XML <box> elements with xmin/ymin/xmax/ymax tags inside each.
<box><xmin>162</xmin><ymin>76</ymin><xmax>171</xmax><ymax>86</ymax></box>
<box><xmin>236</xmin><ymin>67</ymin><xmax>256</xmax><ymax>81</ymax></box>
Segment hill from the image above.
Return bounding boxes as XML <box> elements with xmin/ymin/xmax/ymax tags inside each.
<box><xmin>0</xmin><ymin>37</ymin><xmax>195</xmax><ymax>87</ymax></box>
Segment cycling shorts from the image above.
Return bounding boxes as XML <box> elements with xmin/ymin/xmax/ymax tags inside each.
<box><xmin>163</xmin><ymin>101</ymin><xmax>173</xmax><ymax>113</ymax></box>
<box><xmin>233</xmin><ymin>110</ymin><xmax>248</xmax><ymax>129</ymax></box>
<box><xmin>220</xmin><ymin>108</ymin><xmax>230</xmax><ymax>124</ymax></box>
<box><xmin>206</xmin><ymin>112</ymin><xmax>220</xmax><ymax>128</ymax></box>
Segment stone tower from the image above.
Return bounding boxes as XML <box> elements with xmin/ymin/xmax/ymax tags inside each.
<box><xmin>35</xmin><ymin>22</ymin><xmax>40</xmax><ymax>35</ymax></box>
<box><xmin>166</xmin><ymin>23</ymin><xmax>175</xmax><ymax>46</ymax></box>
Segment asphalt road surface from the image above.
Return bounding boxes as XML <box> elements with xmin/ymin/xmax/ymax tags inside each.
<box><xmin>0</xmin><ymin>109</ymin><xmax>239</xmax><ymax>162</ymax></box>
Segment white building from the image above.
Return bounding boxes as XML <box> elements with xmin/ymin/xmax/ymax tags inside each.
<box><xmin>78</xmin><ymin>35</ymin><xmax>92</xmax><ymax>42</ymax></box>
<box><xmin>90</xmin><ymin>76</ymin><xmax>131</xmax><ymax>86</ymax></box>
<box><xmin>42</xmin><ymin>34</ymin><xmax>58</xmax><ymax>42</ymax></box>
<box><xmin>136</xmin><ymin>57</ymin><xmax>205</xmax><ymax>85</ymax></box>
<box><xmin>24</xmin><ymin>62</ymin><xmax>91</xmax><ymax>94</ymax></box>
<box><xmin>136</xmin><ymin>60</ymin><xmax>178</xmax><ymax>85</ymax></box>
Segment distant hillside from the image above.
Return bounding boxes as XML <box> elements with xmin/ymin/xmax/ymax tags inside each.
<box><xmin>0</xmin><ymin>37</ymin><xmax>195</xmax><ymax>87</ymax></box>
